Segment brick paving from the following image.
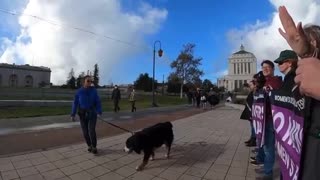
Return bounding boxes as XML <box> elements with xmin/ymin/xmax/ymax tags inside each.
<box><xmin>0</xmin><ymin>105</ymin><xmax>280</xmax><ymax>180</ymax></box>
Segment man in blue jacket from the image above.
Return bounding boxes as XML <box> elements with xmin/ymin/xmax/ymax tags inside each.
<box><xmin>71</xmin><ymin>75</ymin><xmax>102</xmax><ymax>154</ymax></box>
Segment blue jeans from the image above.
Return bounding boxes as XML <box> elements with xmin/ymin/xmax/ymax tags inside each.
<box><xmin>255</xmin><ymin>120</ymin><xmax>275</xmax><ymax>175</ymax></box>
<box><xmin>78</xmin><ymin>110</ymin><xmax>97</xmax><ymax>148</ymax></box>
<box><xmin>250</xmin><ymin>121</ymin><xmax>256</xmax><ymax>139</ymax></box>
<box><xmin>256</xmin><ymin>146</ymin><xmax>265</xmax><ymax>163</ymax></box>
<box><xmin>263</xmin><ymin>120</ymin><xmax>275</xmax><ymax>175</ymax></box>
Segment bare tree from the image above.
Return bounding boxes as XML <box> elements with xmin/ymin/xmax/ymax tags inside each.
<box><xmin>171</xmin><ymin>43</ymin><xmax>204</xmax><ymax>98</ymax></box>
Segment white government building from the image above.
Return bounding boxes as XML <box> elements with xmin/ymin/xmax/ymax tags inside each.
<box><xmin>217</xmin><ymin>45</ymin><xmax>257</xmax><ymax>92</ymax></box>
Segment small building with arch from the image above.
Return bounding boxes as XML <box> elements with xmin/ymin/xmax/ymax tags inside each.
<box><xmin>0</xmin><ymin>63</ymin><xmax>51</xmax><ymax>88</ymax></box>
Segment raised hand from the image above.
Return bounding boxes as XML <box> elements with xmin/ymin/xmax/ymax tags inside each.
<box><xmin>278</xmin><ymin>6</ymin><xmax>311</xmax><ymax>57</ymax></box>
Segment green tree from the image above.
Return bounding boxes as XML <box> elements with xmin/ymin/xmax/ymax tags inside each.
<box><xmin>93</xmin><ymin>64</ymin><xmax>99</xmax><ymax>87</ymax></box>
<box><xmin>202</xmin><ymin>79</ymin><xmax>214</xmax><ymax>92</ymax></box>
<box><xmin>67</xmin><ymin>68</ymin><xmax>76</xmax><ymax>89</ymax></box>
<box><xmin>218</xmin><ymin>86</ymin><xmax>226</xmax><ymax>93</ymax></box>
<box><xmin>76</xmin><ymin>71</ymin><xmax>85</xmax><ymax>88</ymax></box>
<box><xmin>167</xmin><ymin>73</ymin><xmax>181</xmax><ymax>94</ymax></box>
<box><xmin>134</xmin><ymin>73</ymin><xmax>157</xmax><ymax>92</ymax></box>
<box><xmin>170</xmin><ymin>43</ymin><xmax>204</xmax><ymax>98</ymax></box>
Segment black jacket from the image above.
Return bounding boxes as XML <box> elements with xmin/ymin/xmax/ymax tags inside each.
<box><xmin>300</xmin><ymin>99</ymin><xmax>320</xmax><ymax>180</ymax></box>
<box><xmin>280</xmin><ymin>67</ymin><xmax>320</xmax><ymax>179</ymax></box>
<box><xmin>111</xmin><ymin>88</ymin><xmax>121</xmax><ymax>101</ymax></box>
<box><xmin>281</xmin><ymin>69</ymin><xmax>296</xmax><ymax>92</ymax></box>
<box><xmin>240</xmin><ymin>91</ymin><xmax>253</xmax><ymax>121</ymax></box>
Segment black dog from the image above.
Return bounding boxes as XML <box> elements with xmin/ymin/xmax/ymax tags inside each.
<box><xmin>208</xmin><ymin>94</ymin><xmax>220</xmax><ymax>107</ymax></box>
<box><xmin>124</xmin><ymin>122</ymin><xmax>174</xmax><ymax>171</ymax></box>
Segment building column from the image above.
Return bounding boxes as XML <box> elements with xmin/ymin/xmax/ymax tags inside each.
<box><xmin>241</xmin><ymin>63</ymin><xmax>243</xmax><ymax>74</ymax></box>
<box><xmin>232</xmin><ymin>80</ymin><xmax>234</xmax><ymax>90</ymax></box>
<box><xmin>246</xmin><ymin>63</ymin><xmax>248</xmax><ymax>74</ymax></box>
<box><xmin>237</xmin><ymin>63</ymin><xmax>240</xmax><ymax>74</ymax></box>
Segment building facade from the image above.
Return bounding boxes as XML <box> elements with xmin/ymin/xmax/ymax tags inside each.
<box><xmin>0</xmin><ymin>63</ymin><xmax>51</xmax><ymax>88</ymax></box>
<box><xmin>217</xmin><ymin>45</ymin><xmax>257</xmax><ymax>92</ymax></box>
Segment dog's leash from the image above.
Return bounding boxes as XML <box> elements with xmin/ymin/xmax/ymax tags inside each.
<box><xmin>98</xmin><ymin>116</ymin><xmax>134</xmax><ymax>135</ymax></box>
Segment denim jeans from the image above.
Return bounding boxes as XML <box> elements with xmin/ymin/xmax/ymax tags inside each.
<box><xmin>78</xmin><ymin>110</ymin><xmax>97</xmax><ymax>148</ymax></box>
<box><xmin>256</xmin><ymin>146</ymin><xmax>265</xmax><ymax>163</ymax></box>
<box><xmin>263</xmin><ymin>119</ymin><xmax>275</xmax><ymax>175</ymax></box>
<box><xmin>250</xmin><ymin>121</ymin><xmax>256</xmax><ymax>139</ymax></box>
<box><xmin>255</xmin><ymin>120</ymin><xmax>275</xmax><ymax>175</ymax></box>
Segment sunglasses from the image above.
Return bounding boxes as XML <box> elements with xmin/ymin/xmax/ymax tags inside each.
<box><xmin>278</xmin><ymin>61</ymin><xmax>288</xmax><ymax>65</ymax></box>
<box><xmin>86</xmin><ymin>80</ymin><xmax>92</xmax><ymax>83</ymax></box>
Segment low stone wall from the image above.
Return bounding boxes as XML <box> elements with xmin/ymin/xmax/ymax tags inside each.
<box><xmin>0</xmin><ymin>100</ymin><xmax>72</xmax><ymax>107</ymax></box>
<box><xmin>0</xmin><ymin>87</ymin><xmax>152</xmax><ymax>100</ymax></box>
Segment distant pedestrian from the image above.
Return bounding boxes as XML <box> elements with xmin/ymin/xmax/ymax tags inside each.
<box><xmin>187</xmin><ymin>89</ymin><xmax>193</xmax><ymax>105</ymax></box>
<box><xmin>192</xmin><ymin>90</ymin><xmax>197</xmax><ymax>107</ymax></box>
<box><xmin>200</xmin><ymin>90</ymin><xmax>207</xmax><ymax>109</ymax></box>
<box><xmin>71</xmin><ymin>75</ymin><xmax>102</xmax><ymax>154</ymax></box>
<box><xmin>111</xmin><ymin>85</ymin><xmax>121</xmax><ymax>112</ymax></box>
<box><xmin>195</xmin><ymin>88</ymin><xmax>201</xmax><ymax>108</ymax></box>
<box><xmin>240</xmin><ymin>77</ymin><xmax>257</xmax><ymax>147</ymax></box>
<box><xmin>129</xmin><ymin>88</ymin><xmax>136</xmax><ymax>112</ymax></box>
<box><xmin>208</xmin><ymin>88</ymin><xmax>219</xmax><ymax>109</ymax></box>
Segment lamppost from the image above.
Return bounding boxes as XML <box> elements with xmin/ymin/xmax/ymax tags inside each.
<box><xmin>152</xmin><ymin>40</ymin><xmax>163</xmax><ymax>107</ymax></box>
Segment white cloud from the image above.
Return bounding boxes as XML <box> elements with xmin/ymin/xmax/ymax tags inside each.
<box><xmin>212</xmin><ymin>69</ymin><xmax>228</xmax><ymax>78</ymax></box>
<box><xmin>227</xmin><ymin>0</ymin><xmax>320</xmax><ymax>68</ymax></box>
<box><xmin>0</xmin><ymin>0</ymin><xmax>168</xmax><ymax>84</ymax></box>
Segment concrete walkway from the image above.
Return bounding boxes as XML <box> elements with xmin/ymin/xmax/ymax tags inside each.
<box><xmin>0</xmin><ymin>105</ymin><xmax>279</xmax><ymax>180</ymax></box>
<box><xmin>0</xmin><ymin>105</ymin><xmax>194</xmax><ymax>135</ymax></box>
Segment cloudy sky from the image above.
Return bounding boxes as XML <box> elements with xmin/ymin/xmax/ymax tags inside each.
<box><xmin>1</xmin><ymin>0</ymin><xmax>320</xmax><ymax>85</ymax></box>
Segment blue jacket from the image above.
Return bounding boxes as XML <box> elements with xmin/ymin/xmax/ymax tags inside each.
<box><xmin>71</xmin><ymin>87</ymin><xmax>102</xmax><ymax>116</ymax></box>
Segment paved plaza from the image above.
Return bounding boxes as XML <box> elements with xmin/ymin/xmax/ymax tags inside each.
<box><xmin>0</xmin><ymin>105</ymin><xmax>279</xmax><ymax>180</ymax></box>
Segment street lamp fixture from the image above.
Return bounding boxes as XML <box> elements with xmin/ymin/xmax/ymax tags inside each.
<box><xmin>158</xmin><ymin>48</ymin><xmax>163</xmax><ymax>57</ymax></box>
<box><xmin>152</xmin><ymin>40</ymin><xmax>163</xmax><ymax>107</ymax></box>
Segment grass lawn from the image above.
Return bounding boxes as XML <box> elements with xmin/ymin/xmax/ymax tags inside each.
<box><xmin>0</xmin><ymin>95</ymin><xmax>187</xmax><ymax>118</ymax></box>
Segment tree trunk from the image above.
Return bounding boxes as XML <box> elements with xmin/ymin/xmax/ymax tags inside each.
<box><xmin>180</xmin><ymin>69</ymin><xmax>185</xmax><ymax>99</ymax></box>
<box><xmin>180</xmin><ymin>83</ymin><xmax>183</xmax><ymax>99</ymax></box>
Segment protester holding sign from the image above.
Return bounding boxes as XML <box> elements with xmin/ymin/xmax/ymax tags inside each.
<box><xmin>252</xmin><ymin>61</ymin><xmax>282</xmax><ymax>179</ymax></box>
<box><xmin>250</xmin><ymin>71</ymin><xmax>266</xmax><ymax>168</ymax></box>
<box><xmin>251</xmin><ymin>88</ymin><xmax>266</xmax><ymax>167</ymax></box>
<box><xmin>261</xmin><ymin>60</ymin><xmax>282</xmax><ymax>92</ymax></box>
<box><xmin>240</xmin><ymin>78</ymin><xmax>257</xmax><ymax>147</ymax></box>
<box><xmin>274</xmin><ymin>50</ymin><xmax>298</xmax><ymax>90</ymax></box>
<box><xmin>279</xmin><ymin>5</ymin><xmax>320</xmax><ymax>180</ymax></box>
<box><xmin>270</xmin><ymin>50</ymin><xmax>300</xmax><ymax>180</ymax></box>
